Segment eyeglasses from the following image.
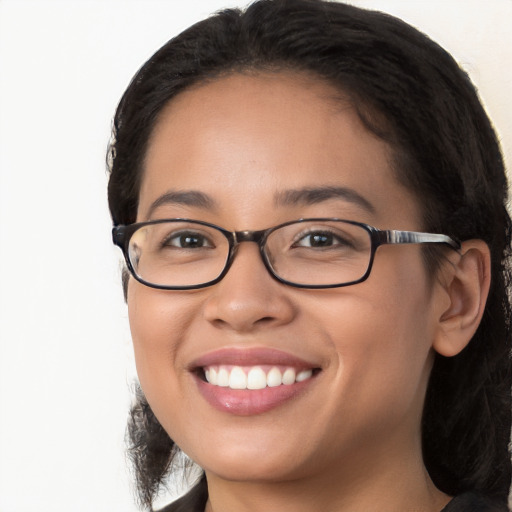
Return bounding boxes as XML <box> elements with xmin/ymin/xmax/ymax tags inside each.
<box><xmin>112</xmin><ymin>218</ymin><xmax>460</xmax><ymax>290</ymax></box>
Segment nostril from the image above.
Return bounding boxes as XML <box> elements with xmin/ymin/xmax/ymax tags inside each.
<box><xmin>255</xmin><ymin>316</ymin><xmax>276</xmax><ymax>325</ymax></box>
<box><xmin>209</xmin><ymin>315</ymin><xmax>276</xmax><ymax>330</ymax></box>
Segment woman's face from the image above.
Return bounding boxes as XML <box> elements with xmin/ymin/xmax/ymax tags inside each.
<box><xmin>128</xmin><ymin>72</ymin><xmax>446</xmax><ymax>483</ymax></box>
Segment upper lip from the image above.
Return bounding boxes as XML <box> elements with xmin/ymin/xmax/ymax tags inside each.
<box><xmin>189</xmin><ymin>347</ymin><xmax>320</xmax><ymax>371</ymax></box>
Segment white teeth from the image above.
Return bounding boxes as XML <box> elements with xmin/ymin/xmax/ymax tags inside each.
<box><xmin>282</xmin><ymin>368</ymin><xmax>296</xmax><ymax>385</ymax></box>
<box><xmin>208</xmin><ymin>368</ymin><xmax>217</xmax><ymax>384</ymax></box>
<box><xmin>296</xmin><ymin>369</ymin><xmax>313</xmax><ymax>382</ymax></box>
<box><xmin>204</xmin><ymin>365</ymin><xmax>314</xmax><ymax>390</ymax></box>
<box><xmin>228</xmin><ymin>367</ymin><xmax>247</xmax><ymax>389</ymax></box>
<box><xmin>247</xmin><ymin>367</ymin><xmax>267</xmax><ymax>390</ymax></box>
<box><xmin>267</xmin><ymin>367</ymin><xmax>282</xmax><ymax>387</ymax></box>
<box><xmin>217</xmin><ymin>368</ymin><xmax>229</xmax><ymax>387</ymax></box>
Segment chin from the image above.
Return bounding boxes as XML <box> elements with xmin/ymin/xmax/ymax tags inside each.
<box><xmin>189</xmin><ymin>434</ymin><xmax>317</xmax><ymax>483</ymax></box>
<box><xmin>203</xmin><ymin>458</ymin><xmax>305</xmax><ymax>483</ymax></box>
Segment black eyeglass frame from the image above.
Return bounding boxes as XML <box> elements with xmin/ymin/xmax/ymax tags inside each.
<box><xmin>112</xmin><ymin>218</ymin><xmax>461</xmax><ymax>290</ymax></box>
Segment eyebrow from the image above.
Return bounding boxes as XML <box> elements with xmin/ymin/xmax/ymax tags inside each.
<box><xmin>146</xmin><ymin>185</ymin><xmax>375</xmax><ymax>219</ymax></box>
<box><xmin>274</xmin><ymin>186</ymin><xmax>375</xmax><ymax>214</ymax></box>
<box><xmin>146</xmin><ymin>190</ymin><xmax>216</xmax><ymax>218</ymax></box>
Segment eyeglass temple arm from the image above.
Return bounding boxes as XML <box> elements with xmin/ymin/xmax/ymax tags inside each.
<box><xmin>379</xmin><ymin>230</ymin><xmax>461</xmax><ymax>250</ymax></box>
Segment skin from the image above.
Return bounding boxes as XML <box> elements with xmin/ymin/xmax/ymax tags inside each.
<box><xmin>127</xmin><ymin>72</ymin><xmax>488</xmax><ymax>511</ymax></box>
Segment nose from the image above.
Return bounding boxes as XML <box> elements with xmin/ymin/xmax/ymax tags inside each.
<box><xmin>203</xmin><ymin>242</ymin><xmax>296</xmax><ymax>333</ymax></box>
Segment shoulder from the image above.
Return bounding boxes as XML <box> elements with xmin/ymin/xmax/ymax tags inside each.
<box><xmin>157</xmin><ymin>479</ymin><xmax>208</xmax><ymax>512</ymax></box>
<box><xmin>441</xmin><ymin>492</ymin><xmax>509</xmax><ymax>512</ymax></box>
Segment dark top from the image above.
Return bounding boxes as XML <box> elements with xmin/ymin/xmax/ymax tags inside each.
<box><xmin>159</xmin><ymin>479</ymin><xmax>508</xmax><ymax>512</ymax></box>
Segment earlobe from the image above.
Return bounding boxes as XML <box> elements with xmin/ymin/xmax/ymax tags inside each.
<box><xmin>433</xmin><ymin>240</ymin><xmax>491</xmax><ymax>357</ymax></box>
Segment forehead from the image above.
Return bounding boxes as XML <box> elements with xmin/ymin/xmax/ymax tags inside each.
<box><xmin>140</xmin><ymin>71</ymin><xmax>421</xmax><ymax>229</ymax></box>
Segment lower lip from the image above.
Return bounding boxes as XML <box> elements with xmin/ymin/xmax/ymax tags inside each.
<box><xmin>194</xmin><ymin>374</ymin><xmax>317</xmax><ymax>416</ymax></box>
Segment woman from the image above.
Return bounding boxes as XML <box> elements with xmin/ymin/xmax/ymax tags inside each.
<box><xmin>108</xmin><ymin>0</ymin><xmax>511</xmax><ymax>510</ymax></box>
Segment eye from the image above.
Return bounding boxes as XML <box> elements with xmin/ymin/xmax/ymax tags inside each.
<box><xmin>163</xmin><ymin>230</ymin><xmax>214</xmax><ymax>249</ymax></box>
<box><xmin>292</xmin><ymin>230</ymin><xmax>351</xmax><ymax>249</ymax></box>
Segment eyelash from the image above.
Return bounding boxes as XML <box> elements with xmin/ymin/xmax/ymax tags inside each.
<box><xmin>162</xmin><ymin>230</ymin><xmax>214</xmax><ymax>249</ymax></box>
<box><xmin>291</xmin><ymin>228</ymin><xmax>354</xmax><ymax>249</ymax></box>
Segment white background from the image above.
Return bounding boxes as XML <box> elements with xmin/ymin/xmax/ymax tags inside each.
<box><xmin>0</xmin><ymin>1</ymin><xmax>510</xmax><ymax>511</ymax></box>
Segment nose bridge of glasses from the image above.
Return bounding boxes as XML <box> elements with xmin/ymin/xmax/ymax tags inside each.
<box><xmin>229</xmin><ymin>228</ymin><xmax>272</xmax><ymax>274</ymax></box>
<box><xmin>233</xmin><ymin>228</ymin><xmax>268</xmax><ymax>246</ymax></box>
<box><xmin>221</xmin><ymin>228</ymin><xmax>273</xmax><ymax>283</ymax></box>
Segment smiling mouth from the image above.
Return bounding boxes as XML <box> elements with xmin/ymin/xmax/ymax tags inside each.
<box><xmin>202</xmin><ymin>365</ymin><xmax>318</xmax><ymax>390</ymax></box>
<box><xmin>190</xmin><ymin>348</ymin><xmax>322</xmax><ymax>414</ymax></box>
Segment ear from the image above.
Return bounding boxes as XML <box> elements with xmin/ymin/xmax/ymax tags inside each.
<box><xmin>433</xmin><ymin>239</ymin><xmax>491</xmax><ymax>357</ymax></box>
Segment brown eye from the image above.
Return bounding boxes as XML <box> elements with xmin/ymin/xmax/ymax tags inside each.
<box><xmin>292</xmin><ymin>230</ymin><xmax>352</xmax><ymax>249</ymax></box>
<box><xmin>163</xmin><ymin>231</ymin><xmax>214</xmax><ymax>249</ymax></box>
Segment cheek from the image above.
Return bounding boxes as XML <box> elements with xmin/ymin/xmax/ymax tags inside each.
<box><xmin>317</xmin><ymin>254</ymin><xmax>435</xmax><ymax>407</ymax></box>
<box><xmin>126</xmin><ymin>283</ymin><xmax>213</xmax><ymax>445</ymax></box>
<box><xmin>127</xmin><ymin>283</ymin><xmax>195</xmax><ymax>396</ymax></box>
<box><xmin>315</xmin><ymin>287</ymin><xmax>433</xmax><ymax>385</ymax></box>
